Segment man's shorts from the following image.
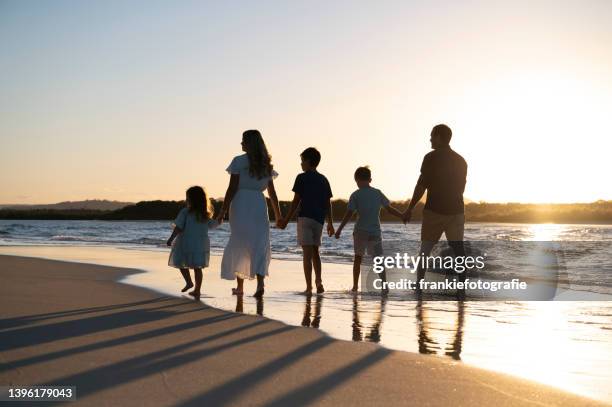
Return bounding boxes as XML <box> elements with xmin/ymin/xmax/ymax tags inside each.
<box><xmin>297</xmin><ymin>217</ymin><xmax>323</xmax><ymax>246</ymax></box>
<box><xmin>353</xmin><ymin>230</ymin><xmax>383</xmax><ymax>257</ymax></box>
<box><xmin>421</xmin><ymin>209</ymin><xmax>465</xmax><ymax>242</ymax></box>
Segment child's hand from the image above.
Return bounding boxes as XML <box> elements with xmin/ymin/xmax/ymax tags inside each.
<box><xmin>327</xmin><ymin>223</ymin><xmax>335</xmax><ymax>237</ymax></box>
<box><xmin>277</xmin><ymin>219</ymin><xmax>287</xmax><ymax>229</ymax></box>
<box><xmin>166</xmin><ymin>238</ymin><xmax>173</xmax><ymax>247</ymax></box>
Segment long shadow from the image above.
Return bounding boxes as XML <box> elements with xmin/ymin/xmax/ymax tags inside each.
<box><xmin>48</xmin><ymin>322</ymin><xmax>294</xmax><ymax>401</ymax></box>
<box><xmin>0</xmin><ymin>297</ymin><xmax>174</xmax><ymax>330</ymax></box>
<box><xmin>264</xmin><ymin>347</ymin><xmax>391</xmax><ymax>406</ymax></box>
<box><xmin>1</xmin><ymin>313</ymin><xmax>239</xmax><ymax>373</ymax></box>
<box><xmin>0</xmin><ymin>300</ymin><xmax>202</xmax><ymax>351</ymax></box>
<box><xmin>176</xmin><ymin>336</ymin><xmax>335</xmax><ymax>406</ymax></box>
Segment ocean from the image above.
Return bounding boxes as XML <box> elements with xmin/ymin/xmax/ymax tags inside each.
<box><xmin>1</xmin><ymin>220</ymin><xmax>612</xmax><ymax>402</ymax></box>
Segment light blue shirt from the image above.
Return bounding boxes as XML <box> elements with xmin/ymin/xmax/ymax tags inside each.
<box><xmin>347</xmin><ymin>186</ymin><xmax>390</xmax><ymax>235</ymax></box>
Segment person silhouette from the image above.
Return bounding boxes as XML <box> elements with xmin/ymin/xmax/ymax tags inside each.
<box><xmin>403</xmin><ymin>124</ymin><xmax>468</xmax><ymax>284</ymax></box>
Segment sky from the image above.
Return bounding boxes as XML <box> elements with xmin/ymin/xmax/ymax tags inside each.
<box><xmin>1</xmin><ymin>0</ymin><xmax>611</xmax><ymax>204</ymax></box>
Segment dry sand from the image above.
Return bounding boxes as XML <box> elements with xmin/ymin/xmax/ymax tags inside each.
<box><xmin>0</xmin><ymin>255</ymin><xmax>605</xmax><ymax>406</ymax></box>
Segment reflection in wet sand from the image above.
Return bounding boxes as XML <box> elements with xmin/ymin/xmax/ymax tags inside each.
<box><xmin>416</xmin><ymin>299</ymin><xmax>465</xmax><ymax>360</ymax></box>
<box><xmin>352</xmin><ymin>295</ymin><xmax>387</xmax><ymax>343</ymax></box>
<box><xmin>301</xmin><ymin>294</ymin><xmax>323</xmax><ymax>328</ymax></box>
<box><xmin>235</xmin><ymin>295</ymin><xmax>264</xmax><ymax>316</ymax></box>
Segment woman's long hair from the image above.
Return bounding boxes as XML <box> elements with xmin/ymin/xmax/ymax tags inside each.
<box><xmin>242</xmin><ymin>129</ymin><xmax>273</xmax><ymax>179</ymax></box>
<box><xmin>186</xmin><ymin>186</ymin><xmax>211</xmax><ymax>222</ymax></box>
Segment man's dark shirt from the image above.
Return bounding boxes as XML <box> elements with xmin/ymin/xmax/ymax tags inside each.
<box><xmin>292</xmin><ymin>170</ymin><xmax>333</xmax><ymax>225</ymax></box>
<box><xmin>417</xmin><ymin>146</ymin><xmax>467</xmax><ymax>215</ymax></box>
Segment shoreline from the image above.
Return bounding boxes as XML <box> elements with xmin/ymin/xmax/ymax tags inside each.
<box><xmin>0</xmin><ymin>253</ymin><xmax>607</xmax><ymax>406</ymax></box>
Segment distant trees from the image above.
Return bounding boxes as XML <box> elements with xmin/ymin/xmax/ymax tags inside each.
<box><xmin>1</xmin><ymin>200</ymin><xmax>611</xmax><ymax>224</ymax></box>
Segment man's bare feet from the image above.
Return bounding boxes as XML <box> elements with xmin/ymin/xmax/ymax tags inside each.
<box><xmin>316</xmin><ymin>284</ymin><xmax>325</xmax><ymax>294</ymax></box>
<box><xmin>181</xmin><ymin>283</ymin><xmax>194</xmax><ymax>293</ymax></box>
<box><xmin>351</xmin><ymin>286</ymin><xmax>358</xmax><ymax>293</ymax></box>
<box><xmin>188</xmin><ymin>290</ymin><xmax>201</xmax><ymax>299</ymax></box>
<box><xmin>253</xmin><ymin>288</ymin><xmax>264</xmax><ymax>298</ymax></box>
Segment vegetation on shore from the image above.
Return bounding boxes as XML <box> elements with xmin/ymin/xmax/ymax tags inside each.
<box><xmin>1</xmin><ymin>200</ymin><xmax>611</xmax><ymax>224</ymax></box>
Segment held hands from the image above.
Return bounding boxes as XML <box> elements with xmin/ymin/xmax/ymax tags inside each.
<box><xmin>402</xmin><ymin>209</ymin><xmax>412</xmax><ymax>224</ymax></box>
<box><xmin>216</xmin><ymin>211</ymin><xmax>225</xmax><ymax>226</ymax></box>
<box><xmin>327</xmin><ymin>222</ymin><xmax>335</xmax><ymax>237</ymax></box>
<box><xmin>334</xmin><ymin>228</ymin><xmax>342</xmax><ymax>239</ymax></box>
<box><xmin>276</xmin><ymin>218</ymin><xmax>288</xmax><ymax>230</ymax></box>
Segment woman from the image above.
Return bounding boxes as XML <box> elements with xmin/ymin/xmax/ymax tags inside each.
<box><xmin>217</xmin><ymin>130</ymin><xmax>282</xmax><ymax>297</ymax></box>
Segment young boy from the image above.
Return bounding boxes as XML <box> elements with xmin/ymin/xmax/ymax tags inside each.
<box><xmin>335</xmin><ymin>166</ymin><xmax>404</xmax><ymax>292</ymax></box>
<box><xmin>279</xmin><ymin>147</ymin><xmax>334</xmax><ymax>294</ymax></box>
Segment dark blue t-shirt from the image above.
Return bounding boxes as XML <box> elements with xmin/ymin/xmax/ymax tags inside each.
<box><xmin>292</xmin><ymin>170</ymin><xmax>333</xmax><ymax>225</ymax></box>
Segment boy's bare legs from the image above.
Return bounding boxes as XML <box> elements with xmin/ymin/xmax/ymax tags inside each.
<box><xmin>312</xmin><ymin>246</ymin><xmax>324</xmax><ymax>293</ymax></box>
<box><xmin>302</xmin><ymin>245</ymin><xmax>314</xmax><ymax>293</ymax></box>
<box><xmin>179</xmin><ymin>268</ymin><xmax>193</xmax><ymax>292</ymax></box>
<box><xmin>233</xmin><ymin>277</ymin><xmax>244</xmax><ymax>295</ymax></box>
<box><xmin>189</xmin><ymin>268</ymin><xmax>203</xmax><ymax>298</ymax></box>
<box><xmin>352</xmin><ymin>255</ymin><xmax>362</xmax><ymax>292</ymax></box>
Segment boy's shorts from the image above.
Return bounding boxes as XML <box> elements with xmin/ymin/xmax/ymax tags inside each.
<box><xmin>353</xmin><ymin>230</ymin><xmax>383</xmax><ymax>257</ymax></box>
<box><xmin>297</xmin><ymin>217</ymin><xmax>323</xmax><ymax>246</ymax></box>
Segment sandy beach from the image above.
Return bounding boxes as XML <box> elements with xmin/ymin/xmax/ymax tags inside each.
<box><xmin>0</xmin><ymin>254</ymin><xmax>606</xmax><ymax>406</ymax></box>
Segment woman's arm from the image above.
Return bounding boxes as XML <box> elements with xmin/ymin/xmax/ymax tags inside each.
<box><xmin>217</xmin><ymin>174</ymin><xmax>239</xmax><ymax>222</ymax></box>
<box><xmin>267</xmin><ymin>179</ymin><xmax>282</xmax><ymax>224</ymax></box>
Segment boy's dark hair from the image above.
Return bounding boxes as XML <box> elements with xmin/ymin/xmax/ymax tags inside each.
<box><xmin>300</xmin><ymin>147</ymin><xmax>321</xmax><ymax>167</ymax></box>
<box><xmin>432</xmin><ymin>124</ymin><xmax>452</xmax><ymax>144</ymax></box>
<box><xmin>354</xmin><ymin>166</ymin><xmax>371</xmax><ymax>181</ymax></box>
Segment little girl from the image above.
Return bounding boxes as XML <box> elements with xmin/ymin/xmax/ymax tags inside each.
<box><xmin>167</xmin><ymin>186</ymin><xmax>219</xmax><ymax>299</ymax></box>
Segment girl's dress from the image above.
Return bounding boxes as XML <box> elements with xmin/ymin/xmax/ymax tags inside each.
<box><xmin>168</xmin><ymin>208</ymin><xmax>218</xmax><ymax>268</ymax></box>
<box><xmin>221</xmin><ymin>153</ymin><xmax>278</xmax><ymax>280</ymax></box>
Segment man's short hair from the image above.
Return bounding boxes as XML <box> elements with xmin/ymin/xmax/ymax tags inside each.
<box><xmin>432</xmin><ymin>124</ymin><xmax>452</xmax><ymax>144</ymax></box>
<box><xmin>300</xmin><ymin>147</ymin><xmax>321</xmax><ymax>167</ymax></box>
<box><xmin>354</xmin><ymin>166</ymin><xmax>371</xmax><ymax>181</ymax></box>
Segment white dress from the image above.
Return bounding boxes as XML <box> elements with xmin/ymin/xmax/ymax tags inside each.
<box><xmin>221</xmin><ymin>154</ymin><xmax>278</xmax><ymax>280</ymax></box>
<box><xmin>168</xmin><ymin>208</ymin><xmax>218</xmax><ymax>268</ymax></box>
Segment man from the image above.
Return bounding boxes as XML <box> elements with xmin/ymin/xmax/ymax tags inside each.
<box><xmin>403</xmin><ymin>124</ymin><xmax>467</xmax><ymax>283</ymax></box>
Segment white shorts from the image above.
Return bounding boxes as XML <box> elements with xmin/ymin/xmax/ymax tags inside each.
<box><xmin>297</xmin><ymin>217</ymin><xmax>323</xmax><ymax>246</ymax></box>
<box><xmin>353</xmin><ymin>230</ymin><xmax>383</xmax><ymax>257</ymax></box>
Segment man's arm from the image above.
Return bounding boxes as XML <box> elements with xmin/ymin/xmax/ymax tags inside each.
<box><xmin>403</xmin><ymin>154</ymin><xmax>429</xmax><ymax>222</ymax></box>
<box><xmin>402</xmin><ymin>184</ymin><xmax>426</xmax><ymax>223</ymax></box>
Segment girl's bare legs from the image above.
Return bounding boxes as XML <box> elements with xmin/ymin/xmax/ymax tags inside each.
<box><xmin>352</xmin><ymin>256</ymin><xmax>362</xmax><ymax>292</ymax></box>
<box><xmin>253</xmin><ymin>275</ymin><xmax>265</xmax><ymax>298</ymax></box>
<box><xmin>189</xmin><ymin>268</ymin><xmax>203</xmax><ymax>298</ymax></box>
<box><xmin>179</xmin><ymin>268</ymin><xmax>193</xmax><ymax>292</ymax></box>
<box><xmin>232</xmin><ymin>277</ymin><xmax>244</xmax><ymax>295</ymax></box>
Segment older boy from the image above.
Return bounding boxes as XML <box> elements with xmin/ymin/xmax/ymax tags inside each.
<box><xmin>279</xmin><ymin>147</ymin><xmax>334</xmax><ymax>294</ymax></box>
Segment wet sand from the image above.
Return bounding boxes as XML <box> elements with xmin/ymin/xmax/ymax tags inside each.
<box><xmin>0</xmin><ymin>254</ymin><xmax>606</xmax><ymax>406</ymax></box>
